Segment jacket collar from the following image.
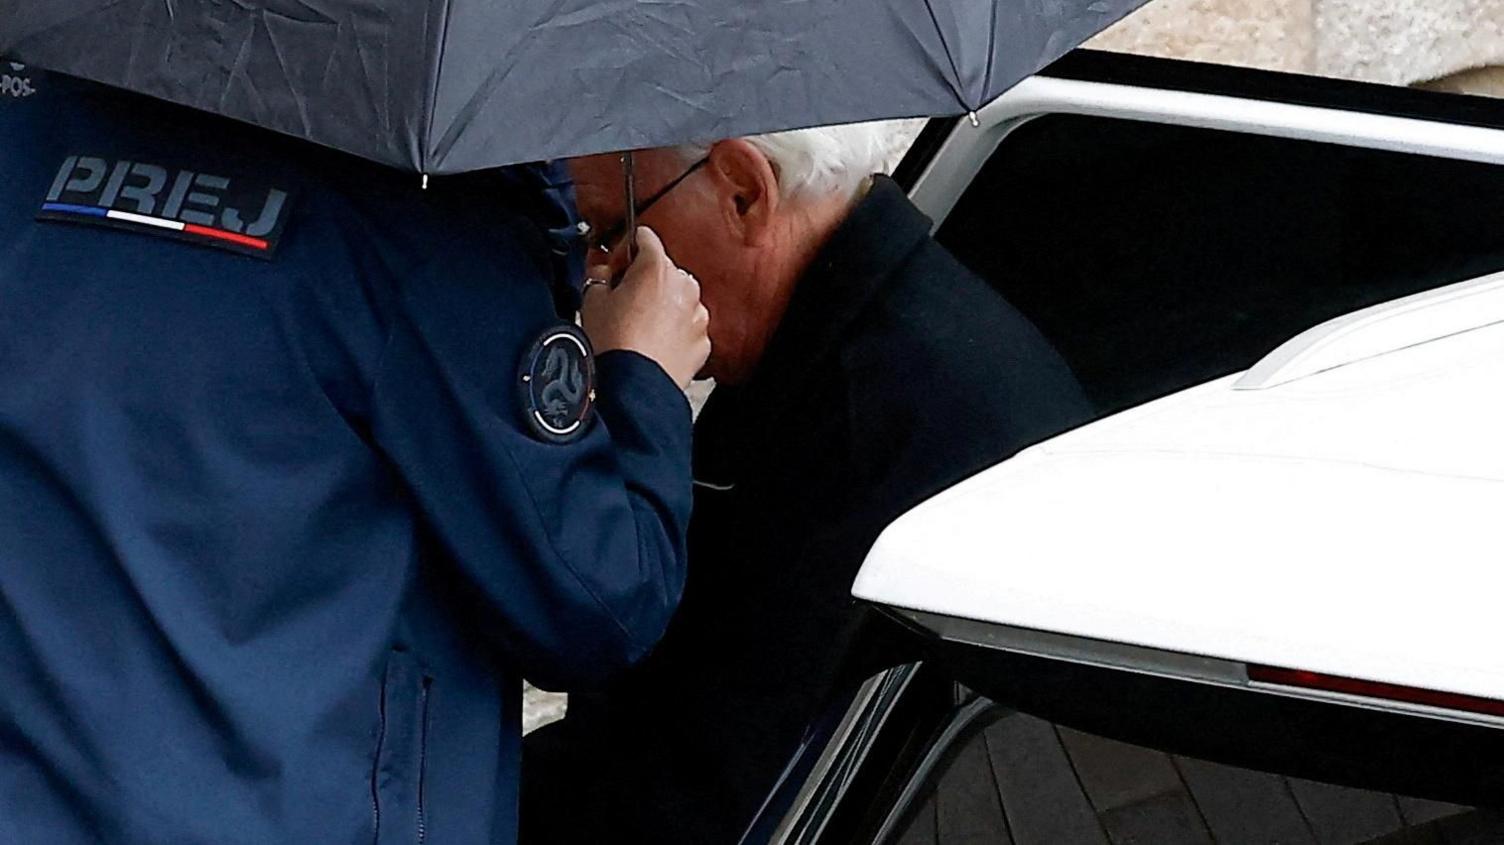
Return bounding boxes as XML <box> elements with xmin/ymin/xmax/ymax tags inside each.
<box><xmin>694</xmin><ymin>176</ymin><xmax>933</xmax><ymax>483</ymax></box>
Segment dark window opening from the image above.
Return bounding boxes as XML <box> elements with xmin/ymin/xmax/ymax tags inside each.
<box><xmin>936</xmin><ymin>114</ymin><xmax>1504</xmax><ymax>414</ymax></box>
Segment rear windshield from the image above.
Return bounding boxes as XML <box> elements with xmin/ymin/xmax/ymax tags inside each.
<box><xmin>935</xmin><ymin>113</ymin><xmax>1504</xmax><ymax>414</ymax></box>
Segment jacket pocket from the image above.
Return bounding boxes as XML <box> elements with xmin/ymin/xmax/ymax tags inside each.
<box><xmin>372</xmin><ymin>648</ymin><xmax>433</xmax><ymax>845</ymax></box>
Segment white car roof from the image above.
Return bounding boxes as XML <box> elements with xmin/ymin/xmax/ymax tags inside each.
<box><xmin>853</xmin><ymin>271</ymin><xmax>1504</xmax><ymax>702</ymax></box>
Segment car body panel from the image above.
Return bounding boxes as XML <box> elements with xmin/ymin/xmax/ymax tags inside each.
<box><xmin>854</xmin><ymin>274</ymin><xmax>1504</xmax><ymax>708</ymax></box>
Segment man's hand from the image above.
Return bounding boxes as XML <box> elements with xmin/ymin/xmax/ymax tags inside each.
<box><xmin>581</xmin><ymin>227</ymin><xmax>710</xmax><ymax>390</ymax></box>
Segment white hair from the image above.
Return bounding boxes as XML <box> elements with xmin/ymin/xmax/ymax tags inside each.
<box><xmin>679</xmin><ymin>118</ymin><xmax>927</xmax><ymax>202</ymax></box>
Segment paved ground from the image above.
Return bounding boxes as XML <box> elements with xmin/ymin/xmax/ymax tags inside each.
<box><xmin>896</xmin><ymin>710</ymin><xmax>1496</xmax><ymax>845</ymax></box>
<box><xmin>523</xmin><ymin>684</ymin><xmax>567</xmax><ymax>735</ymax></box>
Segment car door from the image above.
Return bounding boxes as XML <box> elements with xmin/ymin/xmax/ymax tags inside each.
<box><xmin>748</xmin><ymin>50</ymin><xmax>1504</xmax><ymax>845</ymax></box>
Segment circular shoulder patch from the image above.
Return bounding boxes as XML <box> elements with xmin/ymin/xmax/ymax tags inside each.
<box><xmin>518</xmin><ymin>324</ymin><xmax>597</xmax><ymax>443</ymax></box>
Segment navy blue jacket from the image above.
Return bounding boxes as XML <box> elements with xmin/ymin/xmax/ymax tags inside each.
<box><xmin>0</xmin><ymin>68</ymin><xmax>692</xmax><ymax>844</ymax></box>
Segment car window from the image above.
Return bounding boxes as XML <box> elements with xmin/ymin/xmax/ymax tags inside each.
<box><xmin>935</xmin><ymin>113</ymin><xmax>1504</xmax><ymax>414</ymax></box>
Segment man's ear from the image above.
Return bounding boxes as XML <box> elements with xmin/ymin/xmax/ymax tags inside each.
<box><xmin>705</xmin><ymin>139</ymin><xmax>780</xmax><ymax>245</ymax></box>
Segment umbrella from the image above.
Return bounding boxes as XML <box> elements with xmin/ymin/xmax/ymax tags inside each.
<box><xmin>1</xmin><ymin>1</ymin><xmax>1148</xmax><ymax>174</ymax></box>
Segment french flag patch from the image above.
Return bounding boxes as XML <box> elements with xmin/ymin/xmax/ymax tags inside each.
<box><xmin>37</xmin><ymin>155</ymin><xmax>292</xmax><ymax>259</ymax></box>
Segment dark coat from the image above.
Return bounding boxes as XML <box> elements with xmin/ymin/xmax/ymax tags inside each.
<box><xmin>0</xmin><ymin>69</ymin><xmax>691</xmax><ymax>844</ymax></box>
<box><xmin>522</xmin><ymin>176</ymin><xmax>1092</xmax><ymax>843</ymax></box>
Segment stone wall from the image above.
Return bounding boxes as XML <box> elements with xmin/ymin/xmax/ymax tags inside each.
<box><xmin>1090</xmin><ymin>0</ymin><xmax>1504</xmax><ymax>96</ymax></box>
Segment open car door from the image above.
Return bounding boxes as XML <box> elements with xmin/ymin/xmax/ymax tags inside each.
<box><xmin>752</xmin><ymin>50</ymin><xmax>1504</xmax><ymax>845</ymax></box>
<box><xmin>864</xmin><ymin>50</ymin><xmax>1504</xmax><ymax>808</ymax></box>
<box><xmin>856</xmin><ymin>268</ymin><xmax>1504</xmax><ymax>803</ymax></box>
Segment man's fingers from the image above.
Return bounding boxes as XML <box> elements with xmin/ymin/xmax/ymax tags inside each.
<box><xmin>633</xmin><ymin>226</ymin><xmax>666</xmax><ymax>263</ymax></box>
<box><xmin>581</xmin><ymin>280</ymin><xmax>609</xmax><ymax>309</ymax></box>
<box><xmin>613</xmin><ymin>230</ymin><xmax>661</xmax><ymax>291</ymax></box>
<box><xmin>580</xmin><ymin>268</ymin><xmax>612</xmax><ymax>314</ymax></box>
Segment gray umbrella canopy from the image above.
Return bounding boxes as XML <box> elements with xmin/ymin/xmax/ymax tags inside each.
<box><xmin>1</xmin><ymin>0</ymin><xmax>1147</xmax><ymax>174</ymax></box>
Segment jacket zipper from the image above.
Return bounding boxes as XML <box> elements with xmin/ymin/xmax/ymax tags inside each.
<box><xmin>417</xmin><ymin>676</ymin><xmax>432</xmax><ymax>845</ymax></box>
<box><xmin>371</xmin><ymin>669</ymin><xmax>389</xmax><ymax>843</ymax></box>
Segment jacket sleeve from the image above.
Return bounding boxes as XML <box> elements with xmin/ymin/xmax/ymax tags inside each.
<box><xmin>365</xmin><ymin>224</ymin><xmax>692</xmax><ymax>691</ymax></box>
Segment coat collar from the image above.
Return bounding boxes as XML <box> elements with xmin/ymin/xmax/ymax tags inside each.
<box><xmin>694</xmin><ymin>176</ymin><xmax>934</xmax><ymax>484</ymax></box>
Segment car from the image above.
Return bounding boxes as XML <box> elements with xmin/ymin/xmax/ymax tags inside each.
<box><xmin>743</xmin><ymin>50</ymin><xmax>1504</xmax><ymax>844</ymax></box>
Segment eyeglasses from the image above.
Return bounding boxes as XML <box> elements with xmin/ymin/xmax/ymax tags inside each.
<box><xmin>585</xmin><ymin>157</ymin><xmax>709</xmax><ymax>255</ymax></box>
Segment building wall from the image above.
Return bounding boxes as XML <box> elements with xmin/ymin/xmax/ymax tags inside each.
<box><xmin>1090</xmin><ymin>0</ymin><xmax>1504</xmax><ymax>97</ymax></box>
<box><xmin>1089</xmin><ymin>0</ymin><xmax>1314</xmax><ymax>73</ymax></box>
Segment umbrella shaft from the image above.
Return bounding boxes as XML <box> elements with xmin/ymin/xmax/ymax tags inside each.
<box><xmin>622</xmin><ymin>152</ymin><xmax>636</xmax><ymax>264</ymax></box>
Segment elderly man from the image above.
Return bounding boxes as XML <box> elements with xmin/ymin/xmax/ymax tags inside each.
<box><xmin>522</xmin><ymin>122</ymin><xmax>1092</xmax><ymax>843</ymax></box>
